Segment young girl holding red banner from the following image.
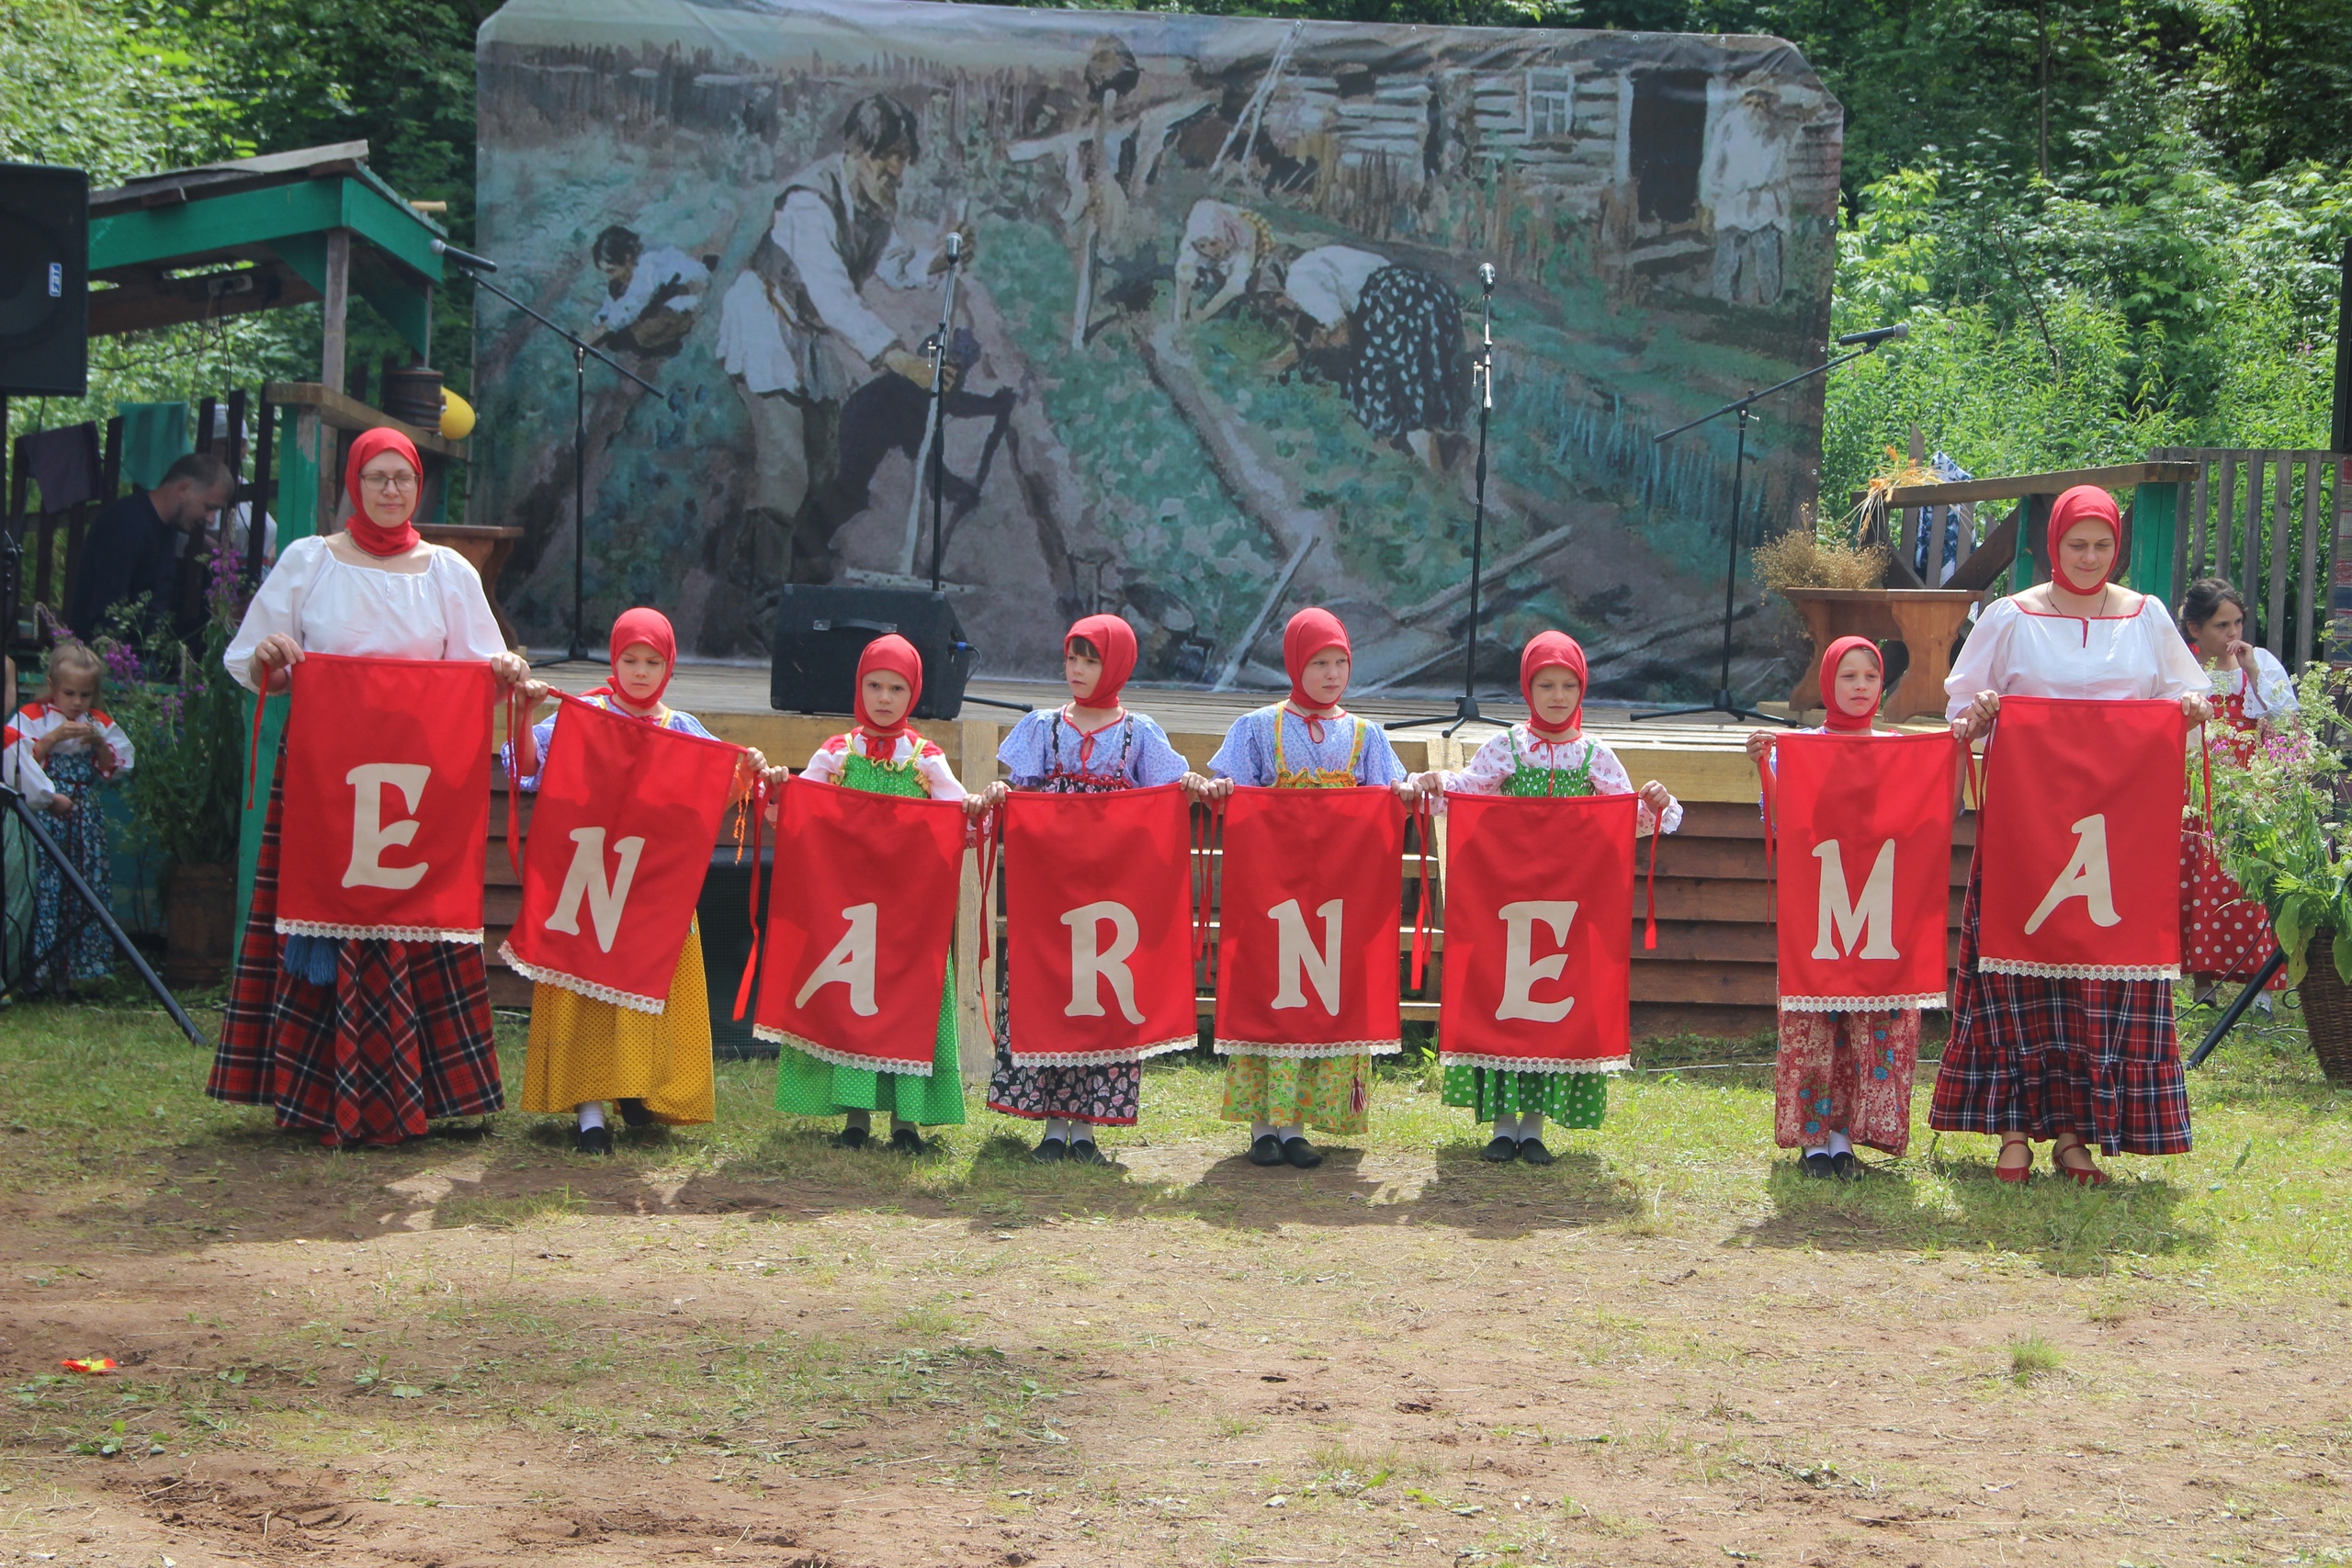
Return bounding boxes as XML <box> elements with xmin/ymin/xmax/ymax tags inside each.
<box><xmin>214</xmin><ymin>426</ymin><xmax>526</xmax><ymax>1147</ymax></box>
<box><xmin>1202</xmin><ymin>608</ymin><xmax>1417</xmax><ymax>1168</ymax></box>
<box><xmin>1746</xmin><ymin>637</ymin><xmax>1918</xmax><ymax>1179</ymax></box>
<box><xmin>2177</xmin><ymin>578</ymin><xmax>2295</xmax><ymax>997</ymax></box>
<box><xmin>772</xmin><ymin>634</ymin><xmax>986</xmax><ymax>1153</ymax></box>
<box><xmin>978</xmin><ymin>614</ymin><xmax>1204</xmax><ymax>1162</ymax></box>
<box><xmin>17</xmin><ymin>640</ymin><xmax>135</xmax><ymax>990</ymax></box>
<box><xmin>1939</xmin><ymin>485</ymin><xmax>2211</xmax><ymax>1185</ymax></box>
<box><xmin>508</xmin><ymin>610</ymin><xmax>762</xmax><ymax>1155</ymax></box>
<box><xmin>1436</xmin><ymin>630</ymin><xmax>1679</xmax><ymax>1163</ymax></box>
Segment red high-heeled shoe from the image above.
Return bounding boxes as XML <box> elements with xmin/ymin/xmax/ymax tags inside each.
<box><xmin>1995</xmin><ymin>1134</ymin><xmax>2034</xmax><ymax>1183</ymax></box>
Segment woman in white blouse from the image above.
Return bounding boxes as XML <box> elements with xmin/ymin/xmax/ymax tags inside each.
<box><xmin>2178</xmin><ymin>577</ymin><xmax>2297</xmax><ymax>995</ymax></box>
<box><xmin>1938</xmin><ymin>485</ymin><xmax>2212</xmax><ymax>1186</ymax></box>
<box><xmin>209</xmin><ymin>427</ymin><xmax>526</xmax><ymax>1148</ymax></box>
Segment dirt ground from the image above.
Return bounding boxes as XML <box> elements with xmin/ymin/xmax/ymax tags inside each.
<box><xmin>4</xmin><ymin>1119</ymin><xmax>2350</xmax><ymax>1568</ymax></box>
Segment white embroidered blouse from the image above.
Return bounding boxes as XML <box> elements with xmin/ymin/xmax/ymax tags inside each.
<box><xmin>800</xmin><ymin>731</ymin><xmax>967</xmax><ymax>801</ymax></box>
<box><xmin>1943</xmin><ymin>593</ymin><xmax>2207</xmax><ymax>714</ymax></box>
<box><xmin>224</xmin><ymin>536</ymin><xmax>507</xmax><ymax>690</ymax></box>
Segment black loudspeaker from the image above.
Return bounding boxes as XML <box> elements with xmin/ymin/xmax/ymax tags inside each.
<box><xmin>0</xmin><ymin>164</ymin><xmax>88</xmax><ymax>397</ymax></box>
<box><xmin>769</xmin><ymin>583</ymin><xmax>973</xmax><ymax>720</ymax></box>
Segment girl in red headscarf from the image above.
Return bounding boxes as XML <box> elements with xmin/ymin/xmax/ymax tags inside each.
<box><xmin>1202</xmin><ymin>608</ymin><xmax>1419</xmax><ymax>1169</ymax></box>
<box><xmin>1431</xmin><ymin>630</ymin><xmax>1680</xmax><ymax>1163</ymax></box>
<box><xmin>1940</xmin><ymin>484</ymin><xmax>2211</xmax><ymax>1184</ymax></box>
<box><xmin>770</xmin><ymin>634</ymin><xmax>989</xmax><ymax>1152</ymax></box>
<box><xmin>976</xmin><ymin>615</ymin><xmax>1210</xmax><ymax>1160</ymax></box>
<box><xmin>503</xmin><ymin>610</ymin><xmax>764</xmax><ymax>1153</ymax></box>
<box><xmin>214</xmin><ymin>426</ymin><xmax>528</xmax><ymax>1147</ymax></box>
<box><xmin>1745</xmin><ymin>637</ymin><xmax>1920</xmax><ymax>1178</ymax></box>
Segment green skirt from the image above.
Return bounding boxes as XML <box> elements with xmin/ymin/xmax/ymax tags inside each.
<box><xmin>1441</xmin><ymin>1066</ymin><xmax>1608</xmax><ymax>1129</ymax></box>
<box><xmin>774</xmin><ymin>951</ymin><xmax>966</xmax><ymax>1125</ymax></box>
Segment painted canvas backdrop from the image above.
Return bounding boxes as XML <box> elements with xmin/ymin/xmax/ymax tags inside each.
<box><xmin>473</xmin><ymin>0</ymin><xmax>1842</xmax><ymax>700</ymax></box>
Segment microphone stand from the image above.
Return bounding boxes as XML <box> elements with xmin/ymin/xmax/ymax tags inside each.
<box><xmin>451</xmin><ymin>258</ymin><xmax>661</xmax><ymax>668</ymax></box>
<box><xmin>1631</xmin><ymin>337</ymin><xmax>1892</xmax><ymax>725</ymax></box>
<box><xmin>1386</xmin><ymin>265</ymin><xmax>1498</xmax><ymax>737</ymax></box>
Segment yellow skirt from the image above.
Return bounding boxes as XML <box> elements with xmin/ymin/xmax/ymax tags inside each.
<box><xmin>520</xmin><ymin>921</ymin><xmax>715</xmax><ymax>1124</ymax></box>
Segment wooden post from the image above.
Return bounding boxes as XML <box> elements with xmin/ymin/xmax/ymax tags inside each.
<box><xmin>956</xmin><ymin>714</ymin><xmax>999</xmax><ymax>1086</ymax></box>
<box><xmin>2298</xmin><ymin>453</ymin><xmax>2323</xmax><ymax>671</ymax></box>
<box><xmin>2334</xmin><ymin>457</ymin><xmax>2352</xmax><ymax>665</ymax></box>
<box><xmin>2215</xmin><ymin>454</ymin><xmax>2235</xmax><ymax>581</ymax></box>
<box><xmin>2269</xmin><ymin>453</ymin><xmax>2292</xmax><ymax>657</ymax></box>
<box><xmin>2129</xmin><ymin>480</ymin><xmax>2178</xmax><ymax>605</ymax></box>
<box><xmin>2189</xmin><ymin>458</ymin><xmax>2208</xmax><ymax>578</ymax></box>
<box><xmin>320</xmin><ymin>228</ymin><xmax>352</xmax><ymax>395</ymax></box>
<box><xmin>2246</xmin><ymin>457</ymin><xmax>2267</xmax><ymax>626</ymax></box>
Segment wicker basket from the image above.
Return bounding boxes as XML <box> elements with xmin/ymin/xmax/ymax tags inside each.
<box><xmin>2300</xmin><ymin>935</ymin><xmax>2352</xmax><ymax>1083</ymax></box>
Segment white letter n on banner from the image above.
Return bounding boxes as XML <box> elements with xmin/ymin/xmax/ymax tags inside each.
<box><xmin>796</xmin><ymin>903</ymin><xmax>880</xmax><ymax>1016</ymax></box>
<box><xmin>1497</xmin><ymin>899</ymin><xmax>1577</xmax><ymax>1023</ymax></box>
<box><xmin>2024</xmin><ymin>814</ymin><xmax>2122</xmax><ymax>934</ymax></box>
<box><xmin>546</xmin><ymin>827</ymin><xmax>647</xmax><ymax>953</ymax></box>
<box><xmin>1062</xmin><ymin>900</ymin><xmax>1145</xmax><ymax>1024</ymax></box>
<box><xmin>1812</xmin><ymin>840</ymin><xmax>1900</xmax><ymax>960</ymax></box>
<box><xmin>343</xmin><ymin>762</ymin><xmax>431</xmax><ymax>890</ymax></box>
<box><xmin>1269</xmin><ymin>897</ymin><xmax>1343</xmax><ymax>1013</ymax></box>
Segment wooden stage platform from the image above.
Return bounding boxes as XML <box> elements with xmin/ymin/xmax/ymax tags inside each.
<box><xmin>482</xmin><ymin>665</ymin><xmax>1969</xmax><ymax>1044</ymax></box>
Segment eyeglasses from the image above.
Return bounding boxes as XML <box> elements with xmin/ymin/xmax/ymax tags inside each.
<box><xmin>359</xmin><ymin>470</ymin><xmax>418</xmax><ymax>493</ymax></box>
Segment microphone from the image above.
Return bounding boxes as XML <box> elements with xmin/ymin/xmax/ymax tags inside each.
<box><xmin>430</xmin><ymin>238</ymin><xmax>499</xmax><ymax>273</ymax></box>
<box><xmin>1478</xmin><ymin>262</ymin><xmax>1496</xmax><ymax>291</ymax></box>
<box><xmin>944</xmin><ymin>230</ymin><xmax>963</xmax><ymax>264</ymax></box>
<box><xmin>1836</xmin><ymin>322</ymin><xmax>1909</xmax><ymax>347</ymax></box>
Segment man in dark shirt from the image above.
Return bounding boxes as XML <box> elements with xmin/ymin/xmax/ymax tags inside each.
<box><xmin>63</xmin><ymin>453</ymin><xmax>232</xmax><ymax>642</ymax></box>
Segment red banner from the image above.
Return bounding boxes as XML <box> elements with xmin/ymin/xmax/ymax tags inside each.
<box><xmin>1439</xmin><ymin>792</ymin><xmax>1635</xmax><ymax>1072</ymax></box>
<box><xmin>752</xmin><ymin>777</ymin><xmax>967</xmax><ymax>1073</ymax></box>
<box><xmin>276</xmin><ymin>654</ymin><xmax>493</xmax><ymax>943</ymax></box>
<box><xmin>1978</xmin><ymin>695</ymin><xmax>2185</xmax><ymax>979</ymax></box>
<box><xmin>1213</xmin><ymin>786</ymin><xmax>1405</xmax><ymax>1057</ymax></box>
<box><xmin>1769</xmin><ymin>732</ymin><xmax>1960</xmax><ymax>1010</ymax></box>
<box><xmin>1002</xmin><ymin>785</ymin><xmax>1197</xmax><ymax>1065</ymax></box>
<box><xmin>499</xmin><ymin>695</ymin><xmax>745</xmax><ymax>1012</ymax></box>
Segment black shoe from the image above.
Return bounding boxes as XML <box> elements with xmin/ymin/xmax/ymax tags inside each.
<box><xmin>1517</xmin><ymin>1138</ymin><xmax>1555</xmax><ymax>1167</ymax></box>
<box><xmin>1831</xmin><ymin>1150</ymin><xmax>1859</xmax><ymax>1181</ymax></box>
<box><xmin>1802</xmin><ymin>1151</ymin><xmax>1835</xmax><ymax>1179</ymax></box>
<box><xmin>1480</xmin><ymin>1136</ymin><xmax>1520</xmax><ymax>1163</ymax></box>
<box><xmin>575</xmin><ymin>1124</ymin><xmax>614</xmax><ymax>1156</ymax></box>
<box><xmin>616</xmin><ymin>1098</ymin><xmax>655</xmax><ymax>1128</ymax></box>
<box><xmin>832</xmin><ymin>1125</ymin><xmax>869</xmax><ymax>1150</ymax></box>
<box><xmin>1247</xmin><ymin>1134</ymin><xmax>1284</xmax><ymax>1167</ymax></box>
<box><xmin>889</xmin><ymin>1126</ymin><xmax>926</xmax><ymax>1156</ymax></box>
<box><xmin>1032</xmin><ymin>1137</ymin><xmax>1069</xmax><ymax>1165</ymax></box>
<box><xmin>1281</xmin><ymin>1136</ymin><xmax>1323</xmax><ymax>1169</ymax></box>
<box><xmin>1069</xmin><ymin>1140</ymin><xmax>1107</xmax><ymax>1166</ymax></box>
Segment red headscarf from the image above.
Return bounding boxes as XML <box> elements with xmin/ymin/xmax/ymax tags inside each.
<box><xmin>2046</xmin><ymin>484</ymin><xmax>2121</xmax><ymax>596</ymax></box>
<box><xmin>591</xmin><ymin>607</ymin><xmax>677</xmax><ymax>716</ymax></box>
<box><xmin>853</xmin><ymin>633</ymin><xmax>924</xmax><ymax>759</ymax></box>
<box><xmin>1816</xmin><ymin>635</ymin><xmax>1883</xmax><ymax>733</ymax></box>
<box><xmin>1066</xmin><ymin>613</ymin><xmax>1137</xmax><ymax>709</ymax></box>
<box><xmin>342</xmin><ymin>427</ymin><xmax>424</xmax><ymax>558</ymax></box>
<box><xmin>1282</xmin><ymin>608</ymin><xmax>1351</xmax><ymax>713</ymax></box>
<box><xmin>1519</xmin><ymin>631</ymin><xmax>1589</xmax><ymax>738</ymax></box>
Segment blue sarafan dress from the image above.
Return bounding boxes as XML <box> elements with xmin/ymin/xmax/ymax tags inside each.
<box><xmin>1206</xmin><ymin>704</ymin><xmax>1407</xmax><ymax>1136</ymax></box>
<box><xmin>984</xmin><ymin>707</ymin><xmax>1190</xmax><ymax>1126</ymax></box>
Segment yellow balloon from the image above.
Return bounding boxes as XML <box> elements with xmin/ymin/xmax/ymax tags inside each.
<box><xmin>439</xmin><ymin>388</ymin><xmax>477</xmax><ymax>440</ymax></box>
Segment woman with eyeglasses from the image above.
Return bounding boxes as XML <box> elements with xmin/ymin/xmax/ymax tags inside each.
<box><xmin>213</xmin><ymin>427</ymin><xmax>527</xmax><ymax>1147</ymax></box>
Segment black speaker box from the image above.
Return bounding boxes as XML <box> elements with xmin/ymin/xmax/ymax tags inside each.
<box><xmin>0</xmin><ymin>164</ymin><xmax>88</xmax><ymax>398</ymax></box>
<box><xmin>769</xmin><ymin>583</ymin><xmax>972</xmax><ymax>720</ymax></box>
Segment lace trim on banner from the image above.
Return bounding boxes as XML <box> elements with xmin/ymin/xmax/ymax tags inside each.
<box><xmin>496</xmin><ymin>942</ymin><xmax>667</xmax><ymax>1016</ymax></box>
<box><xmin>1437</xmin><ymin>1053</ymin><xmax>1628</xmax><ymax>1075</ymax></box>
<box><xmin>750</xmin><ymin>1025</ymin><xmax>936</xmax><ymax>1077</ymax></box>
<box><xmin>276</xmin><ymin>918</ymin><xmax>481</xmax><ymax>945</ymax></box>
<box><xmin>1212</xmin><ymin>1037</ymin><xmax>1405</xmax><ymax>1060</ymax></box>
<box><xmin>1977</xmin><ymin>958</ymin><xmax>2181</xmax><ymax>981</ymax></box>
<box><xmin>1008</xmin><ymin>1034</ymin><xmax>1198</xmax><ymax>1068</ymax></box>
<box><xmin>1778</xmin><ymin>992</ymin><xmax>1950</xmax><ymax>1014</ymax></box>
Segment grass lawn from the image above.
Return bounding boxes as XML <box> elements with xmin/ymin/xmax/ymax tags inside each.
<box><xmin>2</xmin><ymin>987</ymin><xmax>2349</xmax><ymax>1566</ymax></box>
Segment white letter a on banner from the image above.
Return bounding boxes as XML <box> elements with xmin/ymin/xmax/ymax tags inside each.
<box><xmin>796</xmin><ymin>903</ymin><xmax>880</xmax><ymax>1016</ymax></box>
<box><xmin>2024</xmin><ymin>814</ymin><xmax>2122</xmax><ymax>934</ymax></box>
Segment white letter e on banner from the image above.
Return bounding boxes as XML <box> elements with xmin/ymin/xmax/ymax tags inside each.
<box><xmin>343</xmin><ymin>763</ymin><xmax>432</xmax><ymax>891</ymax></box>
<box><xmin>1497</xmin><ymin>899</ymin><xmax>1577</xmax><ymax>1023</ymax></box>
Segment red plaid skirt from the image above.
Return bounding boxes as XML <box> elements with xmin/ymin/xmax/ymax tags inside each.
<box><xmin>2179</xmin><ymin>815</ymin><xmax>2285</xmax><ymax>986</ymax></box>
<box><xmin>1929</xmin><ymin>867</ymin><xmax>2190</xmax><ymax>1156</ymax></box>
<box><xmin>209</xmin><ymin>760</ymin><xmax>502</xmax><ymax>1147</ymax></box>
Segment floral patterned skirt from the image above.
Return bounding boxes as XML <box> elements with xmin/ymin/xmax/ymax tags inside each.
<box><xmin>1220</xmin><ymin>1054</ymin><xmax>1369</xmax><ymax>1136</ymax></box>
<box><xmin>1773</xmin><ymin>1008</ymin><xmax>1920</xmax><ymax>1156</ymax></box>
<box><xmin>986</xmin><ymin>1001</ymin><xmax>1142</xmax><ymax>1125</ymax></box>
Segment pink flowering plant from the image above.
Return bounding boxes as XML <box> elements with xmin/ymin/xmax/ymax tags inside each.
<box><xmin>92</xmin><ymin>541</ymin><xmax>249</xmax><ymax>871</ymax></box>
<box><xmin>2201</xmin><ymin>660</ymin><xmax>2352</xmax><ymax>987</ymax></box>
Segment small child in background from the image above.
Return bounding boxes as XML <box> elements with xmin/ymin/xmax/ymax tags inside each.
<box><xmin>508</xmin><ymin>610</ymin><xmax>762</xmax><ymax>1156</ymax></box>
<box><xmin>1745</xmin><ymin>637</ymin><xmax>1920</xmax><ymax>1179</ymax></box>
<box><xmin>1430</xmin><ymin>631</ymin><xmax>1680</xmax><ymax>1163</ymax></box>
<box><xmin>2</xmin><ymin>657</ymin><xmax>58</xmax><ymax>990</ymax></box>
<box><xmin>14</xmin><ymin>640</ymin><xmax>131</xmax><ymax>990</ymax></box>
<box><xmin>770</xmin><ymin>635</ymin><xmax>987</xmax><ymax>1154</ymax></box>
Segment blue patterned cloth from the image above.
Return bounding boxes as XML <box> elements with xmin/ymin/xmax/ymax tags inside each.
<box><xmin>1207</xmin><ymin>705</ymin><xmax>1407</xmax><ymax>788</ymax></box>
<box><xmin>997</xmin><ymin>708</ymin><xmax>1189</xmax><ymax>791</ymax></box>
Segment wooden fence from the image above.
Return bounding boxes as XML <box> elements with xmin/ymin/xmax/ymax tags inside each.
<box><xmin>2148</xmin><ymin>448</ymin><xmax>2346</xmax><ymax>669</ymax></box>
